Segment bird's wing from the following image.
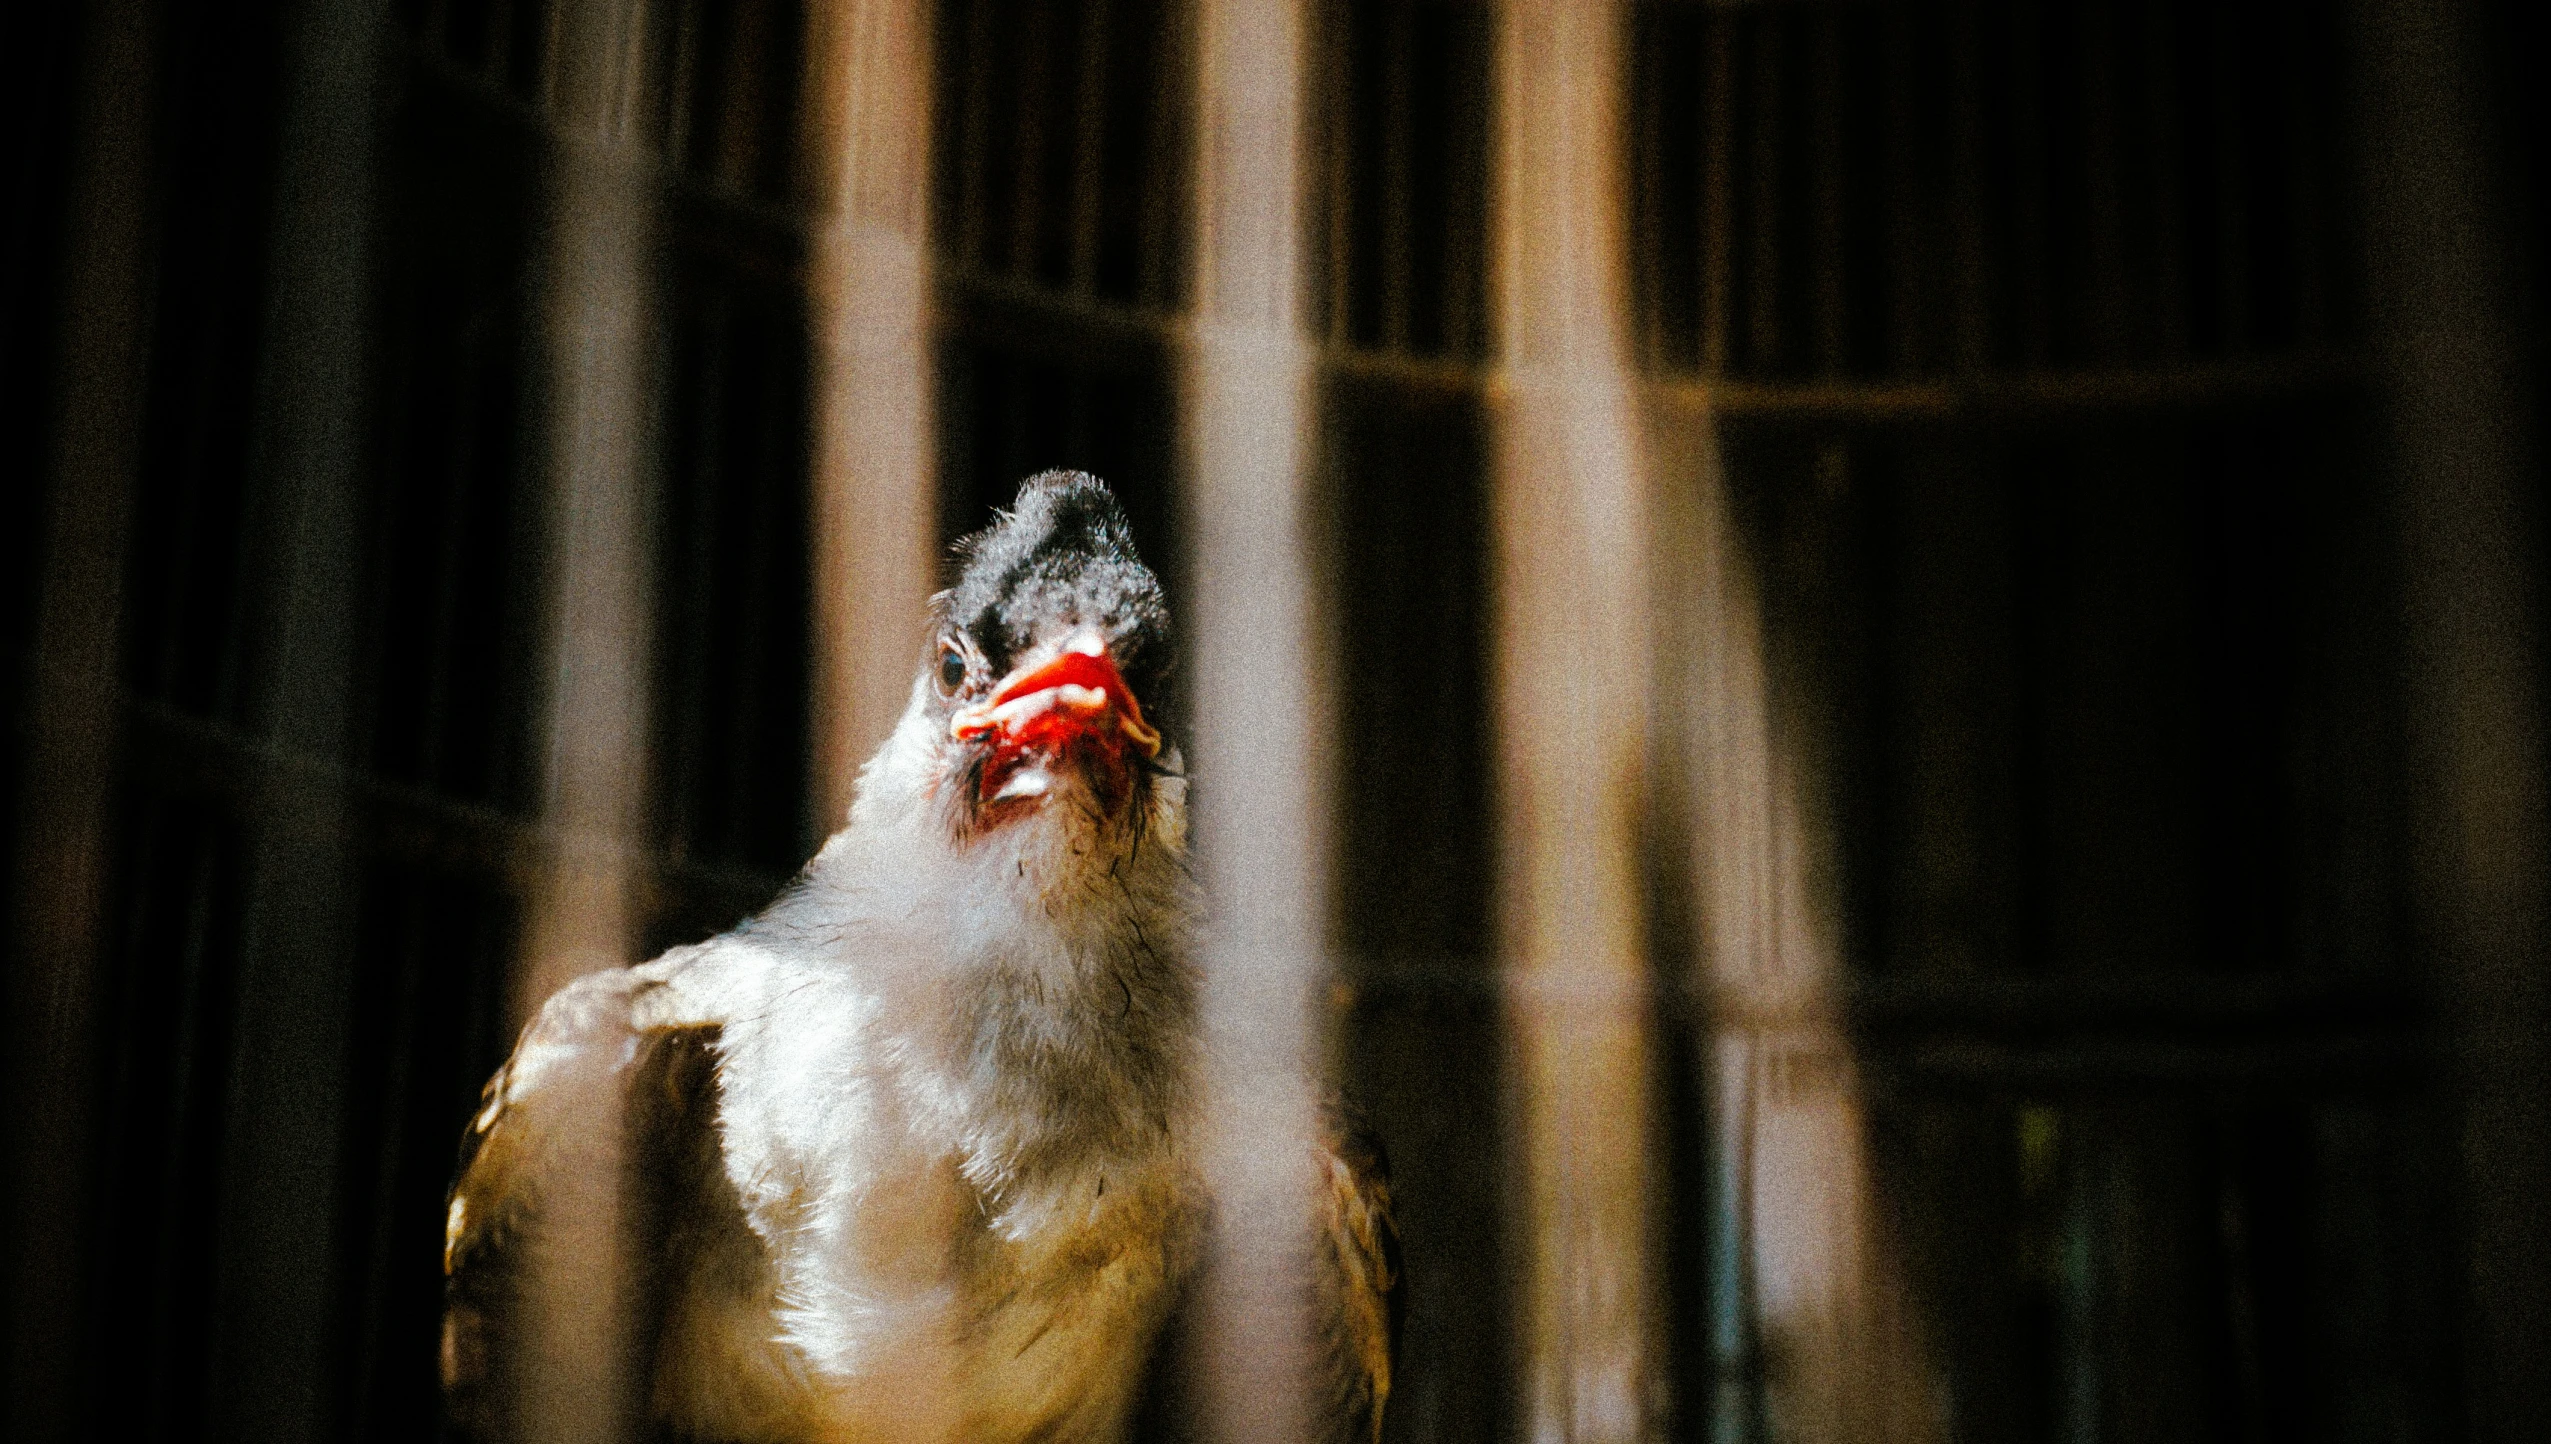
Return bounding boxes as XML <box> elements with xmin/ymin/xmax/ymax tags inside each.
<box><xmin>1316</xmin><ymin>1099</ymin><xmax>1404</xmax><ymax>1444</ymax></box>
<box><xmin>440</xmin><ymin>963</ymin><xmax>731</xmax><ymax>1439</ymax></box>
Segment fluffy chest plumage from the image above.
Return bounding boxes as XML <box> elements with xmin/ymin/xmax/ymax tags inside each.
<box><xmin>648</xmin><ymin>928</ymin><xmax>1203</xmax><ymax>1444</ymax></box>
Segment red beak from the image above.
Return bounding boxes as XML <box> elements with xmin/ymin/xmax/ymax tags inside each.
<box><xmin>949</xmin><ymin>632</ymin><xmax>1160</xmax><ymax>813</ymax></box>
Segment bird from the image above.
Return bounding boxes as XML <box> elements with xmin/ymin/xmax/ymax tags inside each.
<box><xmin>441</xmin><ymin>471</ymin><xmax>1401</xmax><ymax>1444</ymax></box>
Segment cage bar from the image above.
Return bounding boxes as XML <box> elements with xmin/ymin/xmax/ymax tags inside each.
<box><xmin>1808</xmin><ymin>9</ymin><xmax>1844</xmax><ymax>377</ymax></box>
<box><xmin>203</xmin><ymin>1</ymin><xmax>386</xmax><ymax>1438</ymax></box>
<box><xmin>2009</xmin><ymin>0</ymin><xmax>2051</xmax><ymax>367</ymax></box>
<box><xmin>1138</xmin><ymin>2</ymin><xmax>1185</xmax><ymax>310</ymax></box>
<box><xmin>1321</xmin><ymin>0</ymin><xmax>1354</xmax><ymax>346</ymax></box>
<box><xmin>1185</xmin><ymin>0</ymin><xmax>1325</xmax><ymax>1440</ymax></box>
<box><xmin>2350</xmin><ymin>0</ymin><xmax>2551</xmax><ymax>1428</ymax></box>
<box><xmin>2140</xmin><ymin>0</ymin><xmax>2186</xmax><ymax>358</ymax></box>
<box><xmin>1008</xmin><ymin>1</ymin><xmax>1057</xmax><ymax>280</ymax></box>
<box><xmin>2206</xmin><ymin>1</ymin><xmax>2252</xmax><ymax>352</ymax></box>
<box><xmin>2077</xmin><ymin>0</ymin><xmax>2126</xmax><ymax>360</ymax></box>
<box><xmin>803</xmin><ymin>0</ymin><xmax>939</xmax><ymax>828</ymax></box>
<box><xmin>1699</xmin><ymin>10</ymin><xmax>1735</xmax><ymax>376</ymax></box>
<box><xmin>1878</xmin><ymin>3</ymin><xmax>1920</xmax><ymax>376</ymax></box>
<box><xmin>2</xmin><ymin>4</ymin><xmax>158</xmax><ymax>1438</ymax></box>
<box><xmin>1633</xmin><ymin>17</ymin><xmax>1664</xmax><ymax>373</ymax></box>
<box><xmin>2277</xmin><ymin>0</ymin><xmax>2328</xmax><ymax>346</ymax></box>
<box><xmin>503</xmin><ymin>6</ymin><xmax>663</xmax><ymax>1438</ymax></box>
<box><xmin>1380</xmin><ymin>2</ymin><xmax>1415</xmax><ymax>354</ymax></box>
<box><xmin>1490</xmin><ymin>1</ymin><xmax>1664</xmax><ymax>1436</ymax></box>
<box><xmin>1943</xmin><ymin>0</ymin><xmax>1988</xmax><ymax>370</ymax></box>
<box><xmin>1071</xmin><ymin>0</ymin><xmax>1116</xmax><ymax>296</ymax></box>
<box><xmin>1745</xmin><ymin>15</ymin><xmax>1783</xmax><ymax>373</ymax></box>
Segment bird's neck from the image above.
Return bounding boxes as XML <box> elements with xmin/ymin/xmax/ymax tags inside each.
<box><xmin>811</xmin><ymin>778</ymin><xmax>1200</xmax><ymax>1198</ymax></box>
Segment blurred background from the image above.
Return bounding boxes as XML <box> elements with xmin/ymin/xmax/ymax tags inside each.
<box><xmin>5</xmin><ymin>0</ymin><xmax>2549</xmax><ymax>1441</ymax></box>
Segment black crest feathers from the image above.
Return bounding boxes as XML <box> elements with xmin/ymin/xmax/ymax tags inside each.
<box><xmin>943</xmin><ymin>471</ymin><xmax>1173</xmax><ymax>708</ymax></box>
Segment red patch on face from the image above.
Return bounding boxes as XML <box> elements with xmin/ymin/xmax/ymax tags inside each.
<box><xmin>952</xmin><ymin>639</ymin><xmax>1159</xmax><ymax>823</ymax></box>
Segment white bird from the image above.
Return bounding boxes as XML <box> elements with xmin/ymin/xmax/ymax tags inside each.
<box><xmin>441</xmin><ymin>472</ymin><xmax>1399</xmax><ymax>1443</ymax></box>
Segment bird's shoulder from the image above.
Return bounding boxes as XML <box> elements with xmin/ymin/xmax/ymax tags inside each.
<box><xmin>1315</xmin><ymin>1098</ymin><xmax>1404</xmax><ymax>1444</ymax></box>
<box><xmin>440</xmin><ymin>945</ymin><xmax>744</xmax><ymax>1427</ymax></box>
<box><xmin>445</xmin><ymin>941</ymin><xmax>752</xmax><ymax>1246</ymax></box>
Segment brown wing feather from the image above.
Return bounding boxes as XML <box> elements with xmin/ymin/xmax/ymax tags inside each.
<box><xmin>439</xmin><ymin>982</ymin><xmax>624</xmax><ymax>1435</ymax></box>
<box><xmin>440</xmin><ymin>968</ymin><xmax>729</xmax><ymax>1440</ymax></box>
<box><xmin>1317</xmin><ymin>1099</ymin><xmax>1404</xmax><ymax>1444</ymax></box>
<box><xmin>1126</xmin><ymin>1100</ymin><xmax>1404</xmax><ymax>1444</ymax></box>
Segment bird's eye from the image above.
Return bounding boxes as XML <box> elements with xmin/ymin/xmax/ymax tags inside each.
<box><xmin>937</xmin><ymin>643</ymin><xmax>968</xmax><ymax>695</ymax></box>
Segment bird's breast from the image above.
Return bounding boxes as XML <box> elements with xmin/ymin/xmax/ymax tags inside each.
<box><xmin>683</xmin><ymin>1129</ymin><xmax>1205</xmax><ymax>1444</ymax></box>
<box><xmin>942</xmin><ymin>1156</ymin><xmax>1207</xmax><ymax>1439</ymax></box>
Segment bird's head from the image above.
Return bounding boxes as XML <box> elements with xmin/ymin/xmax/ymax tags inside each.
<box><xmin>858</xmin><ymin>472</ymin><xmax>1179</xmax><ymax>868</ymax></box>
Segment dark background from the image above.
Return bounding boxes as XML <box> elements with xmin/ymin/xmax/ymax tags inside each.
<box><xmin>5</xmin><ymin>1</ymin><xmax>2549</xmax><ymax>1441</ymax></box>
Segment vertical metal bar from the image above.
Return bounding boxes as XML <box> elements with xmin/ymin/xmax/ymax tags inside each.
<box><xmin>2</xmin><ymin>4</ymin><xmax>156</xmax><ymax>1439</ymax></box>
<box><xmin>2142</xmin><ymin>0</ymin><xmax>2186</xmax><ymax>358</ymax></box>
<box><xmin>485</xmin><ymin>0</ymin><xmax>512</xmax><ymax>78</ymax></box>
<box><xmin>803</xmin><ymin>0</ymin><xmax>939</xmax><ymax>833</ymax></box>
<box><xmin>956</xmin><ymin>0</ymin><xmax>996</xmax><ymax>271</ymax></box>
<box><xmin>1323</xmin><ymin>0</ymin><xmax>1354</xmax><ymax>347</ymax></box>
<box><xmin>1380</xmin><ymin>0</ymin><xmax>1414</xmax><ymax>353</ymax></box>
<box><xmin>2278</xmin><ymin>0</ymin><xmax>2328</xmax><ymax>344</ymax></box>
<box><xmin>1187</xmin><ymin>0</ymin><xmax>1321</xmax><ymax>1440</ymax></box>
<box><xmin>344</xmin><ymin>891</ymin><xmax>425</xmax><ymax>1430</ymax></box>
<box><xmin>1705</xmin><ymin>1032</ymin><xmax>1760</xmax><ymax>1444</ymax></box>
<box><xmin>1070</xmin><ymin>0</ymin><xmax>1116</xmax><ymax>296</ymax></box>
<box><xmin>1632</xmin><ymin>10</ymin><xmax>1663</xmax><ymax>373</ymax></box>
<box><xmin>612</xmin><ymin>0</ymin><xmax>654</xmax><ymax>146</ymax></box>
<box><xmin>204</xmin><ymin>2</ymin><xmax>390</xmax><ymax>1441</ymax></box>
<box><xmin>1491</xmin><ymin>0</ymin><xmax>1662</xmax><ymax>1437</ymax></box>
<box><xmin>1009</xmin><ymin>0</ymin><xmax>1056</xmax><ymax>276</ymax></box>
<box><xmin>141</xmin><ymin>383</ymin><xmax>206</xmax><ymax>705</ymax></box>
<box><xmin>2350</xmin><ymin>1</ymin><xmax>2551</xmax><ymax>1436</ymax></box>
<box><xmin>508</xmin><ymin>7</ymin><xmax>663</xmax><ymax>1441</ymax></box>
<box><xmin>2077</xmin><ymin>0</ymin><xmax>2126</xmax><ymax>361</ymax></box>
<box><xmin>147</xmin><ymin>836</ymin><xmax>225</xmax><ymax>1430</ymax></box>
<box><xmin>1445</xmin><ymin>4</ymin><xmax>1485</xmax><ymax>361</ymax></box>
<box><xmin>2009</xmin><ymin>0</ymin><xmax>2050</xmax><ymax>366</ymax></box>
<box><xmin>541</xmin><ymin>0</ymin><xmax>572</xmax><ymax>112</ymax></box>
<box><xmin>418</xmin><ymin>390</ymin><xmax>479</xmax><ymax>783</ymax></box>
<box><xmin>1745</xmin><ymin>14</ymin><xmax>1782</xmax><ymax>372</ymax></box>
<box><xmin>1138</xmin><ymin>0</ymin><xmax>1184</xmax><ymax>309</ymax></box>
<box><xmin>1700</xmin><ymin>9</ymin><xmax>1735</xmax><ymax>375</ymax></box>
<box><xmin>1944</xmin><ymin>0</ymin><xmax>1988</xmax><ymax>370</ymax></box>
<box><xmin>2207</xmin><ymin>1</ymin><xmax>2250</xmax><ymax>350</ymax></box>
<box><xmin>1879</xmin><ymin>2</ymin><xmax>1921</xmax><ymax>375</ymax></box>
<box><xmin>1809</xmin><ymin>9</ymin><xmax>1844</xmax><ymax>377</ymax></box>
<box><xmin>666</xmin><ymin>0</ymin><xmax>703</xmax><ymax>166</ymax></box>
<box><xmin>1655</xmin><ymin>409</ymin><xmax>1943</xmax><ymax>1444</ymax></box>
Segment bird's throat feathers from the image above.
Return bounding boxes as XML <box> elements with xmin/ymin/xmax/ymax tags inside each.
<box><xmin>780</xmin><ymin>695</ymin><xmax>1199</xmax><ymax>1186</ymax></box>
